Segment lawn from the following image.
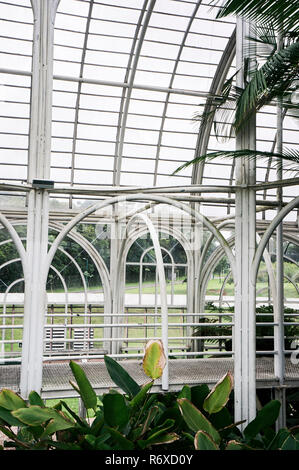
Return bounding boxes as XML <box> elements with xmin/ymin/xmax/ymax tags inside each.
<box><xmin>124</xmin><ymin>277</ymin><xmax>299</xmax><ymax>298</ymax></box>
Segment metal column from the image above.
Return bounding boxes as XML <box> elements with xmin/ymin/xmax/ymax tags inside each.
<box><xmin>274</xmin><ymin>30</ymin><xmax>286</xmax><ymax>429</ymax></box>
<box><xmin>20</xmin><ymin>0</ymin><xmax>59</xmax><ymax>398</ymax></box>
<box><xmin>234</xmin><ymin>17</ymin><xmax>257</xmax><ymax>428</ymax></box>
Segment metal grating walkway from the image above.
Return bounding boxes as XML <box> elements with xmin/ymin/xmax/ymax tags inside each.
<box><xmin>1</xmin><ymin>357</ymin><xmax>299</xmax><ymax>398</ymax></box>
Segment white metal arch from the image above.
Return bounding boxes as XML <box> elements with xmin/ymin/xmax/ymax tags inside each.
<box><xmin>114</xmin><ymin>211</ymin><xmax>169</xmax><ymax>389</ymax></box>
<box><xmin>123</xmin><ymin>222</ymin><xmax>193</xmax><ymax>311</ymax></box>
<box><xmin>252</xmin><ymin>196</ymin><xmax>299</xmax><ymax>284</ymax></box>
<box><xmin>137</xmin><ymin>244</ymin><xmax>178</xmax><ymax>305</ymax></box>
<box><xmin>1</xmin><ymin>219</ymin><xmax>112</xmax><ymax>314</ymax></box>
<box><xmin>0</xmin><ymin>213</ymin><xmax>27</xmax><ymax>277</ymax></box>
<box><xmin>46</xmin><ymin>194</ymin><xmax>236</xmax><ymax>285</ymax></box>
<box><xmin>49</xmin><ymin>221</ymin><xmax>111</xmax><ymax>312</ymax></box>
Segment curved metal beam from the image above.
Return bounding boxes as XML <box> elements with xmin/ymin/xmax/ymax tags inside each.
<box><xmin>138</xmin><ymin>244</ymin><xmax>176</xmax><ymax>305</ymax></box>
<box><xmin>122</xmin><ymin>221</ymin><xmax>194</xmax><ymax>313</ymax></box>
<box><xmin>46</xmin><ymin>194</ymin><xmax>236</xmax><ymax>286</ymax></box>
<box><xmin>0</xmin><ymin>213</ymin><xmax>27</xmax><ymax>277</ymax></box>
<box><xmin>252</xmin><ymin>196</ymin><xmax>299</xmax><ymax>283</ymax></box>
<box><xmin>115</xmin><ymin>212</ymin><xmax>169</xmax><ymax>389</ymax></box>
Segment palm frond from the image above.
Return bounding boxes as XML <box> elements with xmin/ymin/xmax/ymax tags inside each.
<box><xmin>234</xmin><ymin>40</ymin><xmax>299</xmax><ymax>131</ymax></box>
<box><xmin>192</xmin><ymin>72</ymin><xmax>242</xmax><ymax>141</ymax></box>
<box><xmin>213</xmin><ymin>0</ymin><xmax>299</xmax><ymax>33</ymax></box>
<box><xmin>245</xmin><ymin>24</ymin><xmax>277</xmax><ymax>61</ymax></box>
<box><xmin>173</xmin><ymin>148</ymin><xmax>299</xmax><ymax>176</ymax></box>
<box><xmin>193</xmin><ymin>40</ymin><xmax>299</xmax><ymax>139</ymax></box>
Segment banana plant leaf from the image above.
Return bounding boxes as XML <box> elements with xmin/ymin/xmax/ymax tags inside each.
<box><xmin>69</xmin><ymin>360</ymin><xmax>97</xmax><ymax>412</ymax></box>
<box><xmin>104</xmin><ymin>355</ymin><xmax>141</xmax><ymax>398</ymax></box>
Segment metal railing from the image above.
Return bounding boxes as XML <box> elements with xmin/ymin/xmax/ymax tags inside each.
<box><xmin>1</xmin><ymin>303</ymin><xmax>298</xmax><ymax>365</ymax></box>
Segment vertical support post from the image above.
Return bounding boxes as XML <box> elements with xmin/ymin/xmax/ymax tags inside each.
<box><xmin>234</xmin><ymin>17</ymin><xmax>257</xmax><ymax>428</ymax></box>
<box><xmin>20</xmin><ymin>0</ymin><xmax>60</xmax><ymax>398</ymax></box>
<box><xmin>274</xmin><ymin>30</ymin><xmax>286</xmax><ymax>429</ymax></box>
<box><xmin>110</xmin><ymin>220</ymin><xmax>119</xmax><ymax>356</ymax></box>
<box><xmin>192</xmin><ymin>205</ymin><xmax>203</xmax><ymax>353</ymax></box>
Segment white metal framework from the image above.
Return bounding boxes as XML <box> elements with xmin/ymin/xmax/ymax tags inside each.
<box><xmin>0</xmin><ymin>0</ymin><xmax>298</xmax><ymax>431</ymax></box>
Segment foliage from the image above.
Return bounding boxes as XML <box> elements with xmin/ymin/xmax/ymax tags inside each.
<box><xmin>0</xmin><ymin>340</ymin><xmax>298</xmax><ymax>450</ymax></box>
<box><xmin>177</xmin><ymin>380</ymin><xmax>299</xmax><ymax>450</ymax></box>
<box><xmin>212</xmin><ymin>0</ymin><xmax>299</xmax><ymax>33</ymax></box>
<box><xmin>193</xmin><ymin>304</ymin><xmax>299</xmax><ymax>353</ymax></box>
<box><xmin>0</xmin><ymin>342</ymin><xmax>180</xmax><ymax>450</ymax></box>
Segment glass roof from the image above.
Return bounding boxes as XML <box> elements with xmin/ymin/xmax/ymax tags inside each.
<box><xmin>0</xmin><ymin>0</ymin><xmax>298</xmax><ymax>221</ymax></box>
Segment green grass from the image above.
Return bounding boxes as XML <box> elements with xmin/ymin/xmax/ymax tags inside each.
<box><xmin>47</xmin><ymin>274</ymin><xmax>298</xmax><ymax>298</ymax></box>
<box><xmin>124</xmin><ymin>277</ymin><xmax>299</xmax><ymax>298</ymax></box>
<box><xmin>46</xmin><ymin>397</ymin><xmax>79</xmax><ymax>415</ymax></box>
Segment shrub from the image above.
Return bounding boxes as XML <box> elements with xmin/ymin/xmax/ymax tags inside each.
<box><xmin>0</xmin><ymin>341</ymin><xmax>298</xmax><ymax>450</ymax></box>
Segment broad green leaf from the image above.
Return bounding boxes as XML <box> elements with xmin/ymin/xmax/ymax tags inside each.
<box><xmin>143</xmin><ymin>340</ymin><xmax>166</xmax><ymax>380</ymax></box>
<box><xmin>85</xmin><ymin>430</ymin><xmax>110</xmax><ymax>447</ymax></box>
<box><xmin>69</xmin><ymin>360</ymin><xmax>97</xmax><ymax>412</ymax></box>
<box><xmin>84</xmin><ymin>434</ymin><xmax>96</xmax><ymax>447</ymax></box>
<box><xmin>12</xmin><ymin>406</ymin><xmax>73</xmax><ymax>428</ymax></box>
<box><xmin>138</xmin><ymin>420</ymin><xmax>177</xmax><ymax>449</ymax></box>
<box><xmin>177</xmin><ymin>398</ymin><xmax>220</xmax><ymax>444</ymax></box>
<box><xmin>156</xmin><ymin>405</ymin><xmax>184</xmax><ymax>430</ymax></box>
<box><xmin>143</xmin><ymin>393</ymin><xmax>158</xmax><ymax>413</ymax></box>
<box><xmin>146</xmin><ymin>418</ymin><xmax>175</xmax><ymax>439</ymax></box>
<box><xmin>104</xmin><ymin>355</ymin><xmax>141</xmax><ymax>398</ymax></box>
<box><xmin>267</xmin><ymin>428</ymin><xmax>290</xmax><ymax>450</ymax></box>
<box><xmin>60</xmin><ymin>400</ymin><xmax>87</xmax><ymax>427</ymax></box>
<box><xmin>182</xmin><ymin>432</ymin><xmax>195</xmax><ymax>444</ymax></box>
<box><xmin>141</xmin><ymin>406</ymin><xmax>159</xmax><ymax>436</ymax></box>
<box><xmin>268</xmin><ymin>428</ymin><xmax>299</xmax><ymax>451</ymax></box>
<box><xmin>209</xmin><ymin>407</ymin><xmax>234</xmax><ymax>432</ymax></box>
<box><xmin>28</xmin><ymin>391</ymin><xmax>44</xmax><ymax>407</ymax></box>
<box><xmin>130</xmin><ymin>425</ymin><xmax>143</xmax><ymax>441</ymax></box>
<box><xmin>138</xmin><ymin>432</ymin><xmax>179</xmax><ymax>449</ymax></box>
<box><xmin>194</xmin><ymin>431</ymin><xmax>219</xmax><ymax>450</ymax></box>
<box><xmin>191</xmin><ymin>384</ymin><xmax>210</xmax><ymax>410</ymax></box>
<box><xmin>226</xmin><ymin>440</ymin><xmax>252</xmax><ymax>450</ymax></box>
<box><xmin>244</xmin><ymin>400</ymin><xmax>281</xmax><ymax>440</ymax></box>
<box><xmin>0</xmin><ymin>406</ymin><xmax>26</xmax><ymax>427</ymax></box>
<box><xmin>41</xmin><ymin>413</ymin><xmax>75</xmax><ymax>437</ymax></box>
<box><xmin>178</xmin><ymin>385</ymin><xmax>191</xmax><ymax>401</ymax></box>
<box><xmin>292</xmin><ymin>429</ymin><xmax>299</xmax><ymax>442</ymax></box>
<box><xmin>129</xmin><ymin>381</ymin><xmax>153</xmax><ymax>412</ymax></box>
<box><xmin>90</xmin><ymin>414</ymin><xmax>104</xmax><ymax>435</ymax></box>
<box><xmin>0</xmin><ymin>389</ymin><xmax>27</xmax><ymax>411</ymax></box>
<box><xmin>106</xmin><ymin>427</ymin><xmax>134</xmax><ymax>450</ymax></box>
<box><xmin>12</xmin><ymin>406</ymin><xmax>55</xmax><ymax>426</ymax></box>
<box><xmin>203</xmin><ymin>372</ymin><xmax>233</xmax><ymax>415</ymax></box>
<box><xmin>280</xmin><ymin>435</ymin><xmax>299</xmax><ymax>450</ymax></box>
<box><xmin>103</xmin><ymin>394</ymin><xmax>129</xmax><ymax>428</ymax></box>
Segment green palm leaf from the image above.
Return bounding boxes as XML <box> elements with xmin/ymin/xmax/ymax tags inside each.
<box><xmin>173</xmin><ymin>149</ymin><xmax>299</xmax><ymax>176</ymax></box>
<box><xmin>213</xmin><ymin>0</ymin><xmax>299</xmax><ymax>33</ymax></box>
<box><xmin>234</xmin><ymin>40</ymin><xmax>299</xmax><ymax>131</ymax></box>
<box><xmin>193</xmin><ymin>34</ymin><xmax>299</xmax><ymax>139</ymax></box>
